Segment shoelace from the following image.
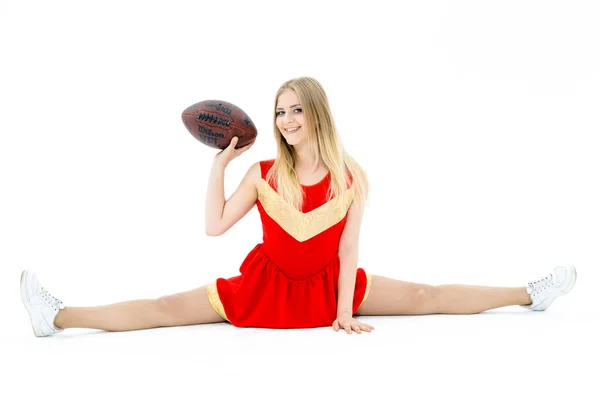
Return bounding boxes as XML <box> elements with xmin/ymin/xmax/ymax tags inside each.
<box><xmin>527</xmin><ymin>274</ymin><xmax>554</xmax><ymax>297</ymax></box>
<box><xmin>41</xmin><ymin>287</ymin><xmax>64</xmax><ymax>312</ymax></box>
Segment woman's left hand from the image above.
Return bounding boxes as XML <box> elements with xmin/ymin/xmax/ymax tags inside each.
<box><xmin>332</xmin><ymin>313</ymin><xmax>374</xmax><ymax>334</ymax></box>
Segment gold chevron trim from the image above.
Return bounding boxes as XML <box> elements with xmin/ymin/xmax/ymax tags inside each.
<box><xmin>256</xmin><ymin>179</ymin><xmax>354</xmax><ymax>242</ymax></box>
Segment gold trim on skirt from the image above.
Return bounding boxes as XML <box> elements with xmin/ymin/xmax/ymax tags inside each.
<box><xmin>359</xmin><ymin>273</ymin><xmax>373</xmax><ymax>308</ymax></box>
<box><xmin>206</xmin><ymin>283</ymin><xmax>229</xmax><ymax>322</ymax></box>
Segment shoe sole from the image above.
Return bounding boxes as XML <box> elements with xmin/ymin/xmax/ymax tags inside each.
<box><xmin>20</xmin><ymin>270</ymin><xmax>45</xmax><ymax>337</ymax></box>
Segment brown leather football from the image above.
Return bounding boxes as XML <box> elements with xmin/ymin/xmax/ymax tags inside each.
<box><xmin>181</xmin><ymin>100</ymin><xmax>257</xmax><ymax>150</ymax></box>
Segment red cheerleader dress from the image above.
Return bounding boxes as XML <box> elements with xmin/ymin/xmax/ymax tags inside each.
<box><xmin>206</xmin><ymin>159</ymin><xmax>372</xmax><ymax>328</ymax></box>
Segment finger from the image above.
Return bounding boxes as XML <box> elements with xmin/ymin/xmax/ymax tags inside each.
<box><xmin>352</xmin><ymin>324</ymin><xmax>362</xmax><ymax>334</ymax></box>
<box><xmin>332</xmin><ymin>320</ymin><xmax>339</xmax><ymax>331</ymax></box>
<box><xmin>344</xmin><ymin>324</ymin><xmax>352</xmax><ymax>334</ymax></box>
<box><xmin>227</xmin><ymin>136</ymin><xmax>239</xmax><ymax>151</ymax></box>
<box><xmin>356</xmin><ymin>320</ymin><xmax>374</xmax><ymax>331</ymax></box>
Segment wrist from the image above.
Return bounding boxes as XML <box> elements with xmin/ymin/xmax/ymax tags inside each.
<box><xmin>337</xmin><ymin>310</ymin><xmax>352</xmax><ymax>318</ymax></box>
<box><xmin>212</xmin><ymin>158</ymin><xmax>227</xmax><ymax>169</ymax></box>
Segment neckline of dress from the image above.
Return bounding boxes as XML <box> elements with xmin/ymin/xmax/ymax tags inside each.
<box><xmin>299</xmin><ymin>170</ymin><xmax>330</xmax><ymax>188</ymax></box>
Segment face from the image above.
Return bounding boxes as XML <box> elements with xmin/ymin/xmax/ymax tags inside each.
<box><xmin>275</xmin><ymin>89</ymin><xmax>306</xmax><ymax>147</ymax></box>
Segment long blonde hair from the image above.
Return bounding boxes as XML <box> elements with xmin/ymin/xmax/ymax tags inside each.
<box><xmin>266</xmin><ymin>77</ymin><xmax>369</xmax><ymax>211</ymax></box>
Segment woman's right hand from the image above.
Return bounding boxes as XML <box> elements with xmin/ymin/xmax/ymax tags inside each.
<box><xmin>214</xmin><ymin>136</ymin><xmax>254</xmax><ymax>168</ymax></box>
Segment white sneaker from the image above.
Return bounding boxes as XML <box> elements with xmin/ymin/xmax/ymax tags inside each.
<box><xmin>522</xmin><ymin>265</ymin><xmax>577</xmax><ymax>311</ymax></box>
<box><xmin>20</xmin><ymin>270</ymin><xmax>65</xmax><ymax>337</ymax></box>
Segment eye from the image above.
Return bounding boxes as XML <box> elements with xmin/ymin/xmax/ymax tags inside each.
<box><xmin>276</xmin><ymin>108</ymin><xmax>302</xmax><ymax>117</ymax></box>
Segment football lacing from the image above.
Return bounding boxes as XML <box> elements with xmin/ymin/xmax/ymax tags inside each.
<box><xmin>197</xmin><ymin>112</ymin><xmax>231</xmax><ymax>126</ymax></box>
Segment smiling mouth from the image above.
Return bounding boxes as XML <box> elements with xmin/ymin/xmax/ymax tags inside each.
<box><xmin>284</xmin><ymin>126</ymin><xmax>301</xmax><ymax>133</ymax></box>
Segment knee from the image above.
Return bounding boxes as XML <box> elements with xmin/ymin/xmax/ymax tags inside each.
<box><xmin>156</xmin><ymin>294</ymin><xmax>183</xmax><ymax>321</ymax></box>
<box><xmin>413</xmin><ymin>284</ymin><xmax>438</xmax><ymax>313</ymax></box>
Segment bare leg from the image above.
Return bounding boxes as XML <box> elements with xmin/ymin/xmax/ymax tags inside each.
<box><xmin>355</xmin><ymin>275</ymin><xmax>532</xmax><ymax>316</ymax></box>
<box><xmin>433</xmin><ymin>284</ymin><xmax>531</xmax><ymax>314</ymax></box>
<box><xmin>54</xmin><ymin>285</ymin><xmax>224</xmax><ymax>331</ymax></box>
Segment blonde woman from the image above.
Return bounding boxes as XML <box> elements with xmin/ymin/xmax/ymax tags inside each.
<box><xmin>21</xmin><ymin>77</ymin><xmax>576</xmax><ymax>336</ymax></box>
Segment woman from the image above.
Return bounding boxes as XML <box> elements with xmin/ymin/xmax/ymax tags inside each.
<box><xmin>20</xmin><ymin>77</ymin><xmax>577</xmax><ymax>337</ymax></box>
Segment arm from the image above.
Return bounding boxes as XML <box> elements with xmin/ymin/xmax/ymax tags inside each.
<box><xmin>336</xmin><ymin>199</ymin><xmax>364</xmax><ymax>317</ymax></box>
<box><xmin>205</xmin><ymin>137</ymin><xmax>259</xmax><ymax>236</ymax></box>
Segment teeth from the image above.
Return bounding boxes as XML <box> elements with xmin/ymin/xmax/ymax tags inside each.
<box><xmin>285</xmin><ymin>127</ymin><xmax>300</xmax><ymax>132</ymax></box>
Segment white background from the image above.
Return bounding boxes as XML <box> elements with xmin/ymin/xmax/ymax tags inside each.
<box><xmin>1</xmin><ymin>0</ymin><xmax>598</xmax><ymax>399</ymax></box>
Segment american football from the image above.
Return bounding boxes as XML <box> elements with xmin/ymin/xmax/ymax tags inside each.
<box><xmin>181</xmin><ymin>100</ymin><xmax>257</xmax><ymax>150</ymax></box>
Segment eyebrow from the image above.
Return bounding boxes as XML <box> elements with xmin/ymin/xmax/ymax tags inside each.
<box><xmin>275</xmin><ymin>104</ymin><xmax>301</xmax><ymax>111</ymax></box>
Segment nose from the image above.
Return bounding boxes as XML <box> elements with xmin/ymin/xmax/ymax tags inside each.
<box><xmin>284</xmin><ymin>112</ymin><xmax>295</xmax><ymax>124</ymax></box>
